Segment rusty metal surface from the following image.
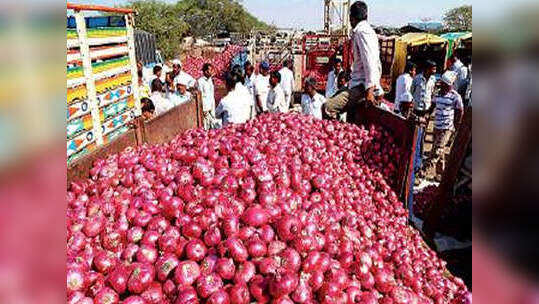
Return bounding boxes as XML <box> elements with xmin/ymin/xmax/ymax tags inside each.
<box><xmin>352</xmin><ymin>105</ymin><xmax>417</xmax><ymax>200</ymax></box>
<box><xmin>143</xmin><ymin>100</ymin><xmax>199</xmax><ymax>146</ymax></box>
<box><xmin>67</xmin><ymin>98</ymin><xmax>202</xmax><ymax>184</ymax></box>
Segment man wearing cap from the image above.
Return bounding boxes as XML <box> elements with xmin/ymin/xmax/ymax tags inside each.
<box><xmin>424</xmin><ymin>70</ymin><xmax>463</xmax><ymax>181</ymax></box>
<box><xmin>254</xmin><ymin>61</ymin><xmax>271</xmax><ymax>113</ymax></box>
<box><xmin>172</xmin><ymin>59</ymin><xmax>196</xmax><ymax>89</ymax></box>
<box><xmin>322</xmin><ymin>1</ymin><xmax>383</xmax><ymax>120</ymax></box>
<box><xmin>170</xmin><ymin>76</ymin><xmax>192</xmax><ymax>106</ymax></box>
<box><xmin>197</xmin><ymin>63</ymin><xmax>216</xmax><ymax>129</ymax></box>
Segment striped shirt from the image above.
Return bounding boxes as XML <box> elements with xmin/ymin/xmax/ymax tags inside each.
<box><xmin>433</xmin><ymin>89</ymin><xmax>463</xmax><ymax>130</ymax></box>
<box><xmin>411</xmin><ymin>73</ymin><xmax>436</xmax><ymax>111</ymax></box>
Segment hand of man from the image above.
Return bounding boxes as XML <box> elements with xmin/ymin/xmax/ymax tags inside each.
<box><xmin>365</xmin><ymin>87</ymin><xmax>376</xmax><ymax>107</ymax></box>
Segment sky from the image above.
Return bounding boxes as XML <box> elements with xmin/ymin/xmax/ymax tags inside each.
<box><xmin>68</xmin><ymin>0</ymin><xmax>473</xmax><ymax>30</ymax></box>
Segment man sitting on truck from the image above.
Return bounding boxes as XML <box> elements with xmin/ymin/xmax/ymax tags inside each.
<box><xmin>325</xmin><ymin>58</ymin><xmax>343</xmax><ymax>98</ymax></box>
<box><xmin>322</xmin><ymin>1</ymin><xmax>382</xmax><ymax>121</ymax></box>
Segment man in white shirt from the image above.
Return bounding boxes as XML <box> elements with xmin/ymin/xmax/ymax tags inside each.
<box><xmin>301</xmin><ymin>77</ymin><xmax>326</xmax><ymax>119</ymax></box>
<box><xmin>172</xmin><ymin>59</ymin><xmax>196</xmax><ymax>89</ymax></box>
<box><xmin>254</xmin><ymin>61</ymin><xmax>271</xmax><ymax>113</ymax></box>
<box><xmin>323</xmin><ymin>1</ymin><xmax>382</xmax><ymax>120</ymax></box>
<box><xmin>325</xmin><ymin>58</ymin><xmax>343</xmax><ymax>98</ymax></box>
<box><xmin>170</xmin><ymin>77</ymin><xmax>192</xmax><ymax>106</ymax></box>
<box><xmin>197</xmin><ymin>63</ymin><xmax>216</xmax><ymax>130</ymax></box>
<box><xmin>279</xmin><ymin>59</ymin><xmax>295</xmax><ymax>108</ymax></box>
<box><xmin>243</xmin><ymin>61</ymin><xmax>257</xmax><ymax>119</ymax></box>
<box><xmin>267</xmin><ymin>71</ymin><xmax>288</xmax><ymax>113</ymax></box>
<box><xmin>394</xmin><ymin>62</ymin><xmax>416</xmax><ymax>118</ymax></box>
<box><xmin>150</xmin><ymin>78</ymin><xmax>173</xmax><ymax>116</ymax></box>
<box><xmin>448</xmin><ymin>53</ymin><xmax>469</xmax><ymax>96</ymax></box>
<box><xmin>216</xmin><ymin>67</ymin><xmax>252</xmax><ymax>126</ymax></box>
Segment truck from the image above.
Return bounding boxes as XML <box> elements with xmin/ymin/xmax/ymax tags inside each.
<box><xmin>301</xmin><ymin>34</ymin><xmax>351</xmax><ymax>92</ymax></box>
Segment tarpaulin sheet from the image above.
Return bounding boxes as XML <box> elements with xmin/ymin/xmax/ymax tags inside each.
<box><xmin>392</xmin><ymin>33</ymin><xmax>448</xmax><ymax>81</ymax></box>
<box><xmin>441</xmin><ymin>32</ymin><xmax>472</xmax><ymax>57</ymax></box>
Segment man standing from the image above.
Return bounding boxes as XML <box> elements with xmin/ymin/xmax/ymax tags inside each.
<box><xmin>279</xmin><ymin>59</ymin><xmax>295</xmax><ymax>108</ymax></box>
<box><xmin>244</xmin><ymin>61</ymin><xmax>257</xmax><ymax>119</ymax></box>
<box><xmin>197</xmin><ymin>63</ymin><xmax>216</xmax><ymax>130</ymax></box>
<box><xmin>267</xmin><ymin>71</ymin><xmax>288</xmax><ymax>113</ymax></box>
<box><xmin>254</xmin><ymin>61</ymin><xmax>271</xmax><ymax>113</ymax></box>
<box><xmin>448</xmin><ymin>53</ymin><xmax>469</xmax><ymax>97</ymax></box>
<box><xmin>323</xmin><ymin>1</ymin><xmax>382</xmax><ymax>120</ymax></box>
<box><xmin>172</xmin><ymin>59</ymin><xmax>196</xmax><ymax>89</ymax></box>
<box><xmin>394</xmin><ymin>62</ymin><xmax>416</xmax><ymax>118</ymax></box>
<box><xmin>325</xmin><ymin>58</ymin><xmax>343</xmax><ymax>98</ymax></box>
<box><xmin>410</xmin><ymin>60</ymin><xmax>437</xmax><ymax>183</ymax></box>
<box><xmin>424</xmin><ymin>71</ymin><xmax>463</xmax><ymax>181</ymax></box>
<box><xmin>411</xmin><ymin>60</ymin><xmax>437</xmax><ymax>115</ymax></box>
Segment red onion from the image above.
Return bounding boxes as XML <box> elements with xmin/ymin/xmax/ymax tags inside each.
<box><xmin>66</xmin><ymin>113</ymin><xmax>469</xmax><ymax>303</ymax></box>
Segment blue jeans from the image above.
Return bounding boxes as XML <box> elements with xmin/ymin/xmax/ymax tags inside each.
<box><xmin>408</xmin><ymin>126</ymin><xmax>424</xmax><ymax>217</ymax></box>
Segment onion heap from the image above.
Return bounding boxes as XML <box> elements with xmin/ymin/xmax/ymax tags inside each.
<box><xmin>67</xmin><ymin>113</ymin><xmax>470</xmax><ymax>304</ymax></box>
<box><xmin>182</xmin><ymin>45</ymin><xmax>244</xmax><ymax>87</ymax></box>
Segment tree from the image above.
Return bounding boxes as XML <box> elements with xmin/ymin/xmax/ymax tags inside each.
<box><xmin>128</xmin><ymin>1</ymin><xmax>189</xmax><ymax>60</ymax></box>
<box><xmin>443</xmin><ymin>5</ymin><xmax>472</xmax><ymax>32</ymax></box>
<box><xmin>123</xmin><ymin>0</ymin><xmax>272</xmax><ymax>59</ymax></box>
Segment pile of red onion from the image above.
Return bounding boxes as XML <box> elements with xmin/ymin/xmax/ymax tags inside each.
<box><xmin>182</xmin><ymin>45</ymin><xmax>244</xmax><ymax>87</ymax></box>
<box><xmin>67</xmin><ymin>113</ymin><xmax>470</xmax><ymax>304</ymax></box>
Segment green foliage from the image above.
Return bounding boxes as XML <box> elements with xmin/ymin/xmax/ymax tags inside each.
<box><xmin>443</xmin><ymin>5</ymin><xmax>472</xmax><ymax>32</ymax></box>
<box><xmin>128</xmin><ymin>1</ymin><xmax>188</xmax><ymax>60</ymax></box>
<box><xmin>123</xmin><ymin>0</ymin><xmax>272</xmax><ymax>60</ymax></box>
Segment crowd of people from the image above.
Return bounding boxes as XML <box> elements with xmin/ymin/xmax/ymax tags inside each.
<box><xmin>136</xmin><ymin>0</ymin><xmax>472</xmax><ymax>183</ymax></box>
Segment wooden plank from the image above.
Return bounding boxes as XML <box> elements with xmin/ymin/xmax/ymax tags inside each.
<box><xmin>75</xmin><ymin>11</ymin><xmax>104</xmax><ymax>146</ymax></box>
<box><xmin>143</xmin><ymin>99</ymin><xmax>200</xmax><ymax>146</ymax></box>
<box><xmin>125</xmin><ymin>14</ymin><xmax>142</xmax><ymax>116</ymax></box>
<box><xmin>351</xmin><ymin>105</ymin><xmax>418</xmax><ymax>200</ymax></box>
<box><xmin>67</xmin><ymin>3</ymin><xmax>135</xmax><ymax>14</ymax></box>
<box><xmin>67</xmin><ymin>128</ymin><xmax>138</xmax><ymax>183</ymax></box>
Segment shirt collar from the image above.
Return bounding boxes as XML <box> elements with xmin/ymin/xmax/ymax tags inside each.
<box><xmin>353</xmin><ymin>20</ymin><xmax>369</xmax><ymax>32</ymax></box>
